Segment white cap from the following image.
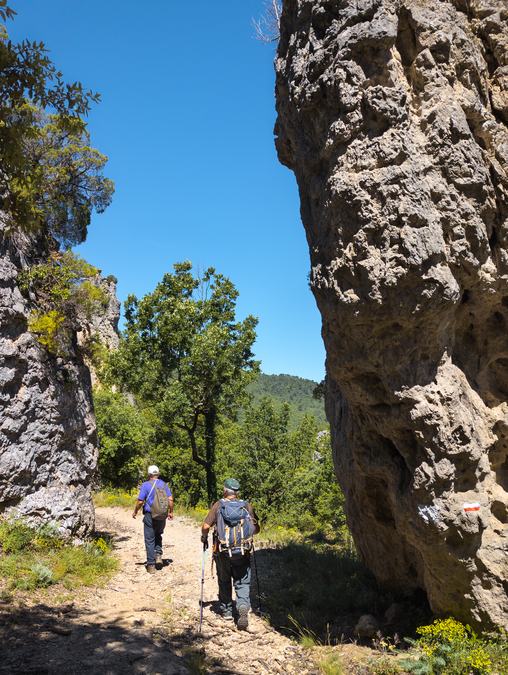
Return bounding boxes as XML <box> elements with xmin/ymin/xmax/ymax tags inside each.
<box><xmin>147</xmin><ymin>465</ymin><xmax>160</xmax><ymax>475</ymax></box>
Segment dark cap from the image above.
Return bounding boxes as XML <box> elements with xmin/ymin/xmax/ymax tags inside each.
<box><xmin>224</xmin><ymin>478</ymin><xmax>240</xmax><ymax>491</ymax></box>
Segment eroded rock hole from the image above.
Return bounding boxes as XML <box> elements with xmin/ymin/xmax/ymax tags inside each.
<box><xmin>396</xmin><ymin>8</ymin><xmax>417</xmax><ymax>68</ymax></box>
<box><xmin>491</xmin><ymin>500</ymin><xmax>507</xmax><ymax>524</ymax></box>
<box><xmin>496</xmin><ymin>457</ymin><xmax>508</xmax><ymax>492</ymax></box>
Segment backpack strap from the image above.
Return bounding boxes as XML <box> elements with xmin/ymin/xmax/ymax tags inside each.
<box><xmin>145</xmin><ymin>480</ymin><xmax>157</xmax><ymax>511</ymax></box>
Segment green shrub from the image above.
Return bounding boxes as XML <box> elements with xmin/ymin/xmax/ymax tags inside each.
<box><xmin>366</xmin><ymin>656</ymin><xmax>403</xmax><ymax>674</ymax></box>
<box><xmin>400</xmin><ymin>618</ymin><xmax>506</xmax><ymax>675</ymax></box>
<box><xmin>94</xmin><ymin>488</ymin><xmax>138</xmax><ymax>508</ymax></box>
<box><xmin>318</xmin><ymin>651</ymin><xmax>344</xmax><ymax>675</ymax></box>
<box><xmin>30</xmin><ymin>562</ymin><xmax>54</xmax><ymax>588</ymax></box>
<box><xmin>28</xmin><ymin>309</ymin><xmax>68</xmax><ymax>355</ymax></box>
<box><xmin>0</xmin><ymin>519</ymin><xmax>36</xmax><ymax>553</ymax></box>
<box><xmin>19</xmin><ymin>251</ymin><xmax>109</xmax><ymax>356</ymax></box>
<box><xmin>0</xmin><ymin>517</ymin><xmax>118</xmax><ymax>592</ymax></box>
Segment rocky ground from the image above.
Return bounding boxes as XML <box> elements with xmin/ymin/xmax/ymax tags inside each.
<box><xmin>0</xmin><ymin>507</ymin><xmax>323</xmax><ymax>674</ymax></box>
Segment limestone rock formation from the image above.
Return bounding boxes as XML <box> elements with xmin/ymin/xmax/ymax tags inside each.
<box><xmin>275</xmin><ymin>0</ymin><xmax>508</xmax><ymax>629</ymax></box>
<box><xmin>83</xmin><ymin>275</ymin><xmax>120</xmax><ymax>352</ymax></box>
<box><xmin>0</xmin><ymin>224</ymin><xmax>98</xmax><ymax>537</ymax></box>
<box><xmin>77</xmin><ymin>274</ymin><xmax>120</xmax><ymax>386</ymax></box>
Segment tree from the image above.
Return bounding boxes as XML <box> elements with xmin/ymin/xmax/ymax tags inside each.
<box><xmin>218</xmin><ymin>398</ymin><xmax>292</xmax><ymax>520</ymax></box>
<box><xmin>253</xmin><ymin>0</ymin><xmax>282</xmax><ymax>44</ymax></box>
<box><xmin>109</xmin><ymin>262</ymin><xmax>259</xmax><ymax>503</ymax></box>
<box><xmin>94</xmin><ymin>389</ymin><xmax>153</xmax><ymax>489</ymax></box>
<box><xmin>0</xmin><ymin>3</ymin><xmax>113</xmax><ymax>244</ymax></box>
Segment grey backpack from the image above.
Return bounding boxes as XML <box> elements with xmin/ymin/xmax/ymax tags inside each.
<box><xmin>148</xmin><ymin>481</ymin><xmax>170</xmax><ymax>520</ymax></box>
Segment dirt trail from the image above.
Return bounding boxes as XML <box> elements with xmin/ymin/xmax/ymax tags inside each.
<box><xmin>0</xmin><ymin>507</ymin><xmax>314</xmax><ymax>674</ymax></box>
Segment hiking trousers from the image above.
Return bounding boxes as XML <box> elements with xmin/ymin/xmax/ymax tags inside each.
<box><xmin>215</xmin><ymin>552</ymin><xmax>251</xmax><ymax>615</ymax></box>
<box><xmin>143</xmin><ymin>512</ymin><xmax>166</xmax><ymax>565</ymax></box>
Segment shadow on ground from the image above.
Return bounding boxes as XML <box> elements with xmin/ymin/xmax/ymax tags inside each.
<box><xmin>251</xmin><ymin>542</ymin><xmax>431</xmax><ymax>644</ymax></box>
<box><xmin>0</xmin><ymin>601</ymin><xmax>239</xmax><ymax>674</ymax></box>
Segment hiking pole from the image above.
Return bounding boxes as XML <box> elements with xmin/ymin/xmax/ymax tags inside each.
<box><xmin>251</xmin><ymin>542</ymin><xmax>262</xmax><ymax>615</ymax></box>
<box><xmin>199</xmin><ymin>542</ymin><xmax>207</xmax><ymax>632</ymax></box>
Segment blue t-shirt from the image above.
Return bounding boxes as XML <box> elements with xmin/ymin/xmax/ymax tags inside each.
<box><xmin>138</xmin><ymin>479</ymin><xmax>172</xmax><ymax>513</ymax></box>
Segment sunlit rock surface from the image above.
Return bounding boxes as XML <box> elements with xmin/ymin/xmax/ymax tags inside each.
<box><xmin>0</xmin><ymin>224</ymin><xmax>97</xmax><ymax>537</ymax></box>
<box><xmin>275</xmin><ymin>0</ymin><xmax>508</xmax><ymax>628</ymax></box>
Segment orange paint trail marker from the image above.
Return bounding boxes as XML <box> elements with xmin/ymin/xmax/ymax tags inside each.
<box><xmin>463</xmin><ymin>502</ymin><xmax>481</xmax><ymax>512</ymax></box>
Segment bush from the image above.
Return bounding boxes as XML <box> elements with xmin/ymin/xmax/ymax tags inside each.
<box><xmin>19</xmin><ymin>251</ymin><xmax>109</xmax><ymax>356</ymax></box>
<box><xmin>400</xmin><ymin>618</ymin><xmax>507</xmax><ymax>675</ymax></box>
<box><xmin>94</xmin><ymin>489</ymin><xmax>137</xmax><ymax>508</ymax></box>
<box><xmin>94</xmin><ymin>388</ymin><xmax>152</xmax><ymax>488</ymax></box>
<box><xmin>29</xmin><ymin>563</ymin><xmax>54</xmax><ymax>588</ymax></box>
<box><xmin>0</xmin><ymin>519</ymin><xmax>37</xmax><ymax>553</ymax></box>
<box><xmin>0</xmin><ymin>517</ymin><xmax>118</xmax><ymax>592</ymax></box>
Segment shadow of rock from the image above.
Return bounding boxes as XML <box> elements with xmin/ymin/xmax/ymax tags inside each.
<box><xmin>251</xmin><ymin>542</ymin><xmax>431</xmax><ymax>644</ymax></box>
<box><xmin>0</xmin><ymin>601</ymin><xmax>239</xmax><ymax>674</ymax></box>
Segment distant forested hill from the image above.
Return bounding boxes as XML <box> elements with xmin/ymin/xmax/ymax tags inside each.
<box><xmin>247</xmin><ymin>373</ymin><xmax>327</xmax><ymax>429</ymax></box>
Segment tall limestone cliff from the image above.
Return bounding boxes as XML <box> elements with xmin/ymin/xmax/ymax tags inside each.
<box><xmin>0</xmin><ymin>223</ymin><xmax>118</xmax><ymax>537</ymax></box>
<box><xmin>275</xmin><ymin>0</ymin><xmax>508</xmax><ymax>628</ymax></box>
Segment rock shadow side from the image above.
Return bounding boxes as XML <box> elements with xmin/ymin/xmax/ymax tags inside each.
<box><xmin>275</xmin><ymin>0</ymin><xmax>508</xmax><ymax>629</ymax></box>
<box><xmin>0</xmin><ymin>224</ymin><xmax>97</xmax><ymax>537</ymax></box>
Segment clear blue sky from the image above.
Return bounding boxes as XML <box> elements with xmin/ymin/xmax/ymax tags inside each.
<box><xmin>10</xmin><ymin>0</ymin><xmax>325</xmax><ymax>381</ymax></box>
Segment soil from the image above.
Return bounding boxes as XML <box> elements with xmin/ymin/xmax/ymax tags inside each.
<box><xmin>0</xmin><ymin>507</ymin><xmax>321</xmax><ymax>674</ymax></box>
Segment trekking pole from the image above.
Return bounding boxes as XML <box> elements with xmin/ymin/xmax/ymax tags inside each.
<box><xmin>251</xmin><ymin>542</ymin><xmax>262</xmax><ymax>615</ymax></box>
<box><xmin>199</xmin><ymin>543</ymin><xmax>207</xmax><ymax>632</ymax></box>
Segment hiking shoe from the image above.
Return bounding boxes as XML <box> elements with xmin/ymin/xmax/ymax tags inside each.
<box><xmin>146</xmin><ymin>564</ymin><xmax>156</xmax><ymax>574</ymax></box>
<box><xmin>221</xmin><ymin>612</ymin><xmax>234</xmax><ymax>622</ymax></box>
<box><xmin>237</xmin><ymin>605</ymin><xmax>249</xmax><ymax>631</ymax></box>
<box><xmin>155</xmin><ymin>554</ymin><xmax>163</xmax><ymax>570</ymax></box>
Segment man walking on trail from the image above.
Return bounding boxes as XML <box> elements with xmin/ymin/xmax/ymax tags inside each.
<box><xmin>133</xmin><ymin>465</ymin><xmax>174</xmax><ymax>573</ymax></box>
<box><xmin>201</xmin><ymin>478</ymin><xmax>260</xmax><ymax>630</ymax></box>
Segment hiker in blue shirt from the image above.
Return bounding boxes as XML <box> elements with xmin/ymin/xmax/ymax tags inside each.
<box><xmin>133</xmin><ymin>465</ymin><xmax>174</xmax><ymax>573</ymax></box>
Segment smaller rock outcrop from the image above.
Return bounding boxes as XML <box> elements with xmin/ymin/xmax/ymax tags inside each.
<box><xmin>77</xmin><ymin>275</ymin><xmax>120</xmax><ymax>386</ymax></box>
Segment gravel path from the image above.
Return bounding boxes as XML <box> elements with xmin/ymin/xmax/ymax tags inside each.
<box><xmin>0</xmin><ymin>507</ymin><xmax>315</xmax><ymax>674</ymax></box>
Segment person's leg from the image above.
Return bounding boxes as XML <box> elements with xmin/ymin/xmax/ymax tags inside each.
<box><xmin>143</xmin><ymin>513</ymin><xmax>156</xmax><ymax>568</ymax></box>
<box><xmin>231</xmin><ymin>554</ymin><xmax>251</xmax><ymax>630</ymax></box>
<box><xmin>154</xmin><ymin>519</ymin><xmax>165</xmax><ymax>556</ymax></box>
<box><xmin>215</xmin><ymin>553</ymin><xmax>233</xmax><ymax>618</ymax></box>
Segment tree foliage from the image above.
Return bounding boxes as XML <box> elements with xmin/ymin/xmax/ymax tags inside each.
<box><xmin>0</xmin><ymin>3</ymin><xmax>113</xmax><ymax>244</ymax></box>
<box><xmin>248</xmin><ymin>373</ymin><xmax>327</xmax><ymax>429</ymax></box>
<box><xmin>94</xmin><ymin>389</ymin><xmax>153</xmax><ymax>489</ymax></box>
<box><xmin>108</xmin><ymin>261</ymin><xmax>259</xmax><ymax>502</ymax></box>
<box><xmin>19</xmin><ymin>250</ymin><xmax>108</xmax><ymax>356</ymax></box>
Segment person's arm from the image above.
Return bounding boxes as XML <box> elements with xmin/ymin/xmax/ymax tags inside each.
<box><xmin>132</xmin><ymin>499</ymin><xmax>144</xmax><ymax>519</ymax></box>
<box><xmin>249</xmin><ymin>505</ymin><xmax>260</xmax><ymax>535</ymax></box>
<box><xmin>133</xmin><ymin>484</ymin><xmax>147</xmax><ymax>518</ymax></box>
<box><xmin>168</xmin><ymin>495</ymin><xmax>174</xmax><ymax>520</ymax></box>
<box><xmin>201</xmin><ymin>503</ymin><xmax>218</xmax><ymax>548</ymax></box>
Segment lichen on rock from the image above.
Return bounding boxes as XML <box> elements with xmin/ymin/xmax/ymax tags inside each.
<box><xmin>275</xmin><ymin>0</ymin><xmax>508</xmax><ymax>629</ymax></box>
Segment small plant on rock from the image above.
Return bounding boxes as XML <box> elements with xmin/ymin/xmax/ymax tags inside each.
<box><xmin>19</xmin><ymin>250</ymin><xmax>108</xmax><ymax>356</ymax></box>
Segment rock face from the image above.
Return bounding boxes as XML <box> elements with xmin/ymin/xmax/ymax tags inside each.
<box><xmin>77</xmin><ymin>274</ymin><xmax>120</xmax><ymax>386</ymax></box>
<box><xmin>0</xmin><ymin>225</ymin><xmax>97</xmax><ymax>537</ymax></box>
<box><xmin>275</xmin><ymin>0</ymin><xmax>508</xmax><ymax>629</ymax></box>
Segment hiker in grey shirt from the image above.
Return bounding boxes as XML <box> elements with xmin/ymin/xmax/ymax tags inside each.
<box><xmin>201</xmin><ymin>478</ymin><xmax>260</xmax><ymax>630</ymax></box>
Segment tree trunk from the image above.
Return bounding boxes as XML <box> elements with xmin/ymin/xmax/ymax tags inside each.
<box><xmin>204</xmin><ymin>408</ymin><xmax>217</xmax><ymax>504</ymax></box>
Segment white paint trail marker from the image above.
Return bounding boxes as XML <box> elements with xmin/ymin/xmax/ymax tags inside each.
<box><xmin>463</xmin><ymin>502</ymin><xmax>481</xmax><ymax>513</ymax></box>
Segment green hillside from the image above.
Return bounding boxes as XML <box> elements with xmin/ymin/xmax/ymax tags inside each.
<box><xmin>247</xmin><ymin>373</ymin><xmax>327</xmax><ymax>429</ymax></box>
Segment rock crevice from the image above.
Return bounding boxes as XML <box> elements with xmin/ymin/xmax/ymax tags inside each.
<box><xmin>275</xmin><ymin>0</ymin><xmax>508</xmax><ymax>628</ymax></box>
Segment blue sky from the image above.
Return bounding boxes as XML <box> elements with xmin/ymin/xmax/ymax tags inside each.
<box><xmin>10</xmin><ymin>0</ymin><xmax>325</xmax><ymax>381</ymax></box>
